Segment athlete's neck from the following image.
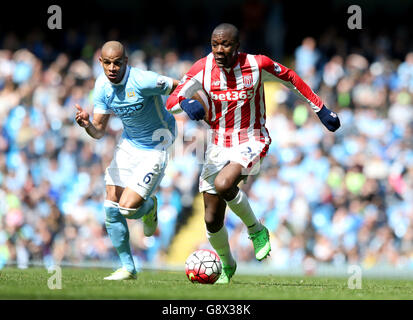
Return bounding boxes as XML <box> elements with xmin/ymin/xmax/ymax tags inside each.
<box><xmin>111</xmin><ymin>65</ymin><xmax>130</xmax><ymax>86</ymax></box>
<box><xmin>224</xmin><ymin>52</ymin><xmax>239</xmax><ymax>70</ymax></box>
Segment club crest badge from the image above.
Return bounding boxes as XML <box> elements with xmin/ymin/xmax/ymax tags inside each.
<box><xmin>243</xmin><ymin>75</ymin><xmax>253</xmax><ymax>88</ymax></box>
<box><xmin>274</xmin><ymin>62</ymin><xmax>281</xmax><ymax>74</ymax></box>
<box><xmin>127</xmin><ymin>90</ymin><xmax>135</xmax><ymax>98</ymax></box>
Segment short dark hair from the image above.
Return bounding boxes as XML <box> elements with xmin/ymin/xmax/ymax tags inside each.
<box><xmin>212</xmin><ymin>23</ymin><xmax>239</xmax><ymax>43</ymax></box>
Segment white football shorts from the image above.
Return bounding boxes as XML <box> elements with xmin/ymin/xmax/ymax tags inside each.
<box><xmin>105</xmin><ymin>138</ymin><xmax>169</xmax><ymax>199</ymax></box>
<box><xmin>199</xmin><ymin>139</ymin><xmax>269</xmax><ymax>194</ymax></box>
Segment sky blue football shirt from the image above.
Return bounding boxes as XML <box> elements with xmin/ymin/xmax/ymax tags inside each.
<box><xmin>93</xmin><ymin>66</ymin><xmax>176</xmax><ymax>150</ymax></box>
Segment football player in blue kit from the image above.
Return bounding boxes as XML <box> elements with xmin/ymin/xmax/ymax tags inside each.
<box><xmin>75</xmin><ymin>41</ymin><xmax>179</xmax><ymax>280</ymax></box>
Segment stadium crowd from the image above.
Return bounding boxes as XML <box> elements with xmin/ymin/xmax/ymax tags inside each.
<box><xmin>0</xmin><ymin>22</ymin><xmax>413</xmax><ymax>273</ymax></box>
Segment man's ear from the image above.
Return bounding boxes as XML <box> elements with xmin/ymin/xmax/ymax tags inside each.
<box><xmin>232</xmin><ymin>42</ymin><xmax>240</xmax><ymax>57</ymax></box>
<box><xmin>98</xmin><ymin>56</ymin><xmax>103</xmax><ymax>66</ymax></box>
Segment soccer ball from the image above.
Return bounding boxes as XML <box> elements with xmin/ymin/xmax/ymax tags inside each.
<box><xmin>185</xmin><ymin>249</ymin><xmax>222</xmax><ymax>284</ymax></box>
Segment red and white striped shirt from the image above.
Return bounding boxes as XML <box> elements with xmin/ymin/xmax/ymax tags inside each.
<box><xmin>166</xmin><ymin>52</ymin><xmax>324</xmax><ymax>148</ymax></box>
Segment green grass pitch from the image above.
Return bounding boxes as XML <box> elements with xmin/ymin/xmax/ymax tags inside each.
<box><xmin>0</xmin><ymin>267</ymin><xmax>412</xmax><ymax>300</ymax></box>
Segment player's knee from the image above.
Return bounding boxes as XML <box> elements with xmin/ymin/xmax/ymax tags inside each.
<box><xmin>118</xmin><ymin>197</ymin><xmax>144</xmax><ymax>211</ymax></box>
<box><xmin>214</xmin><ymin>178</ymin><xmax>233</xmax><ymax>195</ymax></box>
<box><xmin>215</xmin><ymin>179</ymin><xmax>240</xmax><ymax>201</ymax></box>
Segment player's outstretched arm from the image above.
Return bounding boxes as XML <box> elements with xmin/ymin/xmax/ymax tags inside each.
<box><xmin>75</xmin><ymin>104</ymin><xmax>110</xmax><ymax>139</ymax></box>
<box><xmin>166</xmin><ymin>84</ymin><xmax>206</xmax><ymax>121</ymax></box>
<box><xmin>259</xmin><ymin>55</ymin><xmax>340</xmax><ymax>132</ymax></box>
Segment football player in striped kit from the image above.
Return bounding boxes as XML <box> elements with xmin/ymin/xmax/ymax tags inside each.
<box><xmin>166</xmin><ymin>23</ymin><xmax>340</xmax><ymax>283</ymax></box>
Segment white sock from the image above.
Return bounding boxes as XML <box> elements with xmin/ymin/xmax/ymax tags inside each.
<box><xmin>226</xmin><ymin>189</ymin><xmax>262</xmax><ymax>235</ymax></box>
<box><xmin>206</xmin><ymin>226</ymin><xmax>235</xmax><ymax>267</ymax></box>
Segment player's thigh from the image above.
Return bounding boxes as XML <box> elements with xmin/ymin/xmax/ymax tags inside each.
<box><xmin>214</xmin><ymin>161</ymin><xmax>245</xmax><ymax>192</ymax></box>
<box><xmin>118</xmin><ymin>187</ymin><xmax>145</xmax><ymax>209</ymax></box>
<box><xmin>227</xmin><ymin>140</ymin><xmax>268</xmax><ymax>176</ymax></box>
<box><xmin>104</xmin><ymin>139</ymin><xmax>133</xmax><ymax>193</ymax></box>
<box><xmin>203</xmin><ymin>192</ymin><xmax>227</xmax><ymax>232</ymax></box>
<box><xmin>199</xmin><ymin>143</ymin><xmax>231</xmax><ymax>195</ymax></box>
<box><xmin>126</xmin><ymin>148</ymin><xmax>168</xmax><ymax>203</ymax></box>
<box><xmin>105</xmin><ymin>139</ymin><xmax>168</xmax><ymax>207</ymax></box>
<box><xmin>105</xmin><ymin>185</ymin><xmax>124</xmax><ymax>203</ymax></box>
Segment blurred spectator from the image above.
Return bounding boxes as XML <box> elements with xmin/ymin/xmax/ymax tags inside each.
<box><xmin>397</xmin><ymin>52</ymin><xmax>413</xmax><ymax>92</ymax></box>
<box><xmin>294</xmin><ymin>37</ymin><xmax>321</xmax><ymax>88</ymax></box>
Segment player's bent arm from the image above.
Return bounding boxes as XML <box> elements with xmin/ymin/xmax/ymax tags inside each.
<box><xmin>86</xmin><ymin>113</ymin><xmax>111</xmax><ymax>139</ymax></box>
<box><xmin>166</xmin><ymin>78</ymin><xmax>204</xmax><ymax>120</ymax></box>
<box><xmin>191</xmin><ymin>90</ymin><xmax>210</xmax><ymax>124</ymax></box>
<box><xmin>166</xmin><ymin>58</ymin><xmax>205</xmax><ymax>114</ymax></box>
<box><xmin>171</xmin><ymin>79</ymin><xmax>180</xmax><ymax>93</ymax></box>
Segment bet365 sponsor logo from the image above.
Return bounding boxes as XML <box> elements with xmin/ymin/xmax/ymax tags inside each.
<box><xmin>210</xmin><ymin>89</ymin><xmax>254</xmax><ymax>101</ymax></box>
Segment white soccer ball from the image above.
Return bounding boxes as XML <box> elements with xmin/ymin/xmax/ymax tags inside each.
<box><xmin>185</xmin><ymin>249</ymin><xmax>222</xmax><ymax>284</ymax></box>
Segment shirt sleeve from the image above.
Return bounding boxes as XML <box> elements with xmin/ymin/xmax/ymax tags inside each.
<box><xmin>141</xmin><ymin>71</ymin><xmax>174</xmax><ymax>96</ymax></box>
<box><xmin>258</xmin><ymin>55</ymin><xmax>324</xmax><ymax>112</ymax></box>
<box><xmin>165</xmin><ymin>58</ymin><xmax>204</xmax><ymax>113</ymax></box>
<box><xmin>93</xmin><ymin>78</ymin><xmax>111</xmax><ymax>114</ymax></box>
